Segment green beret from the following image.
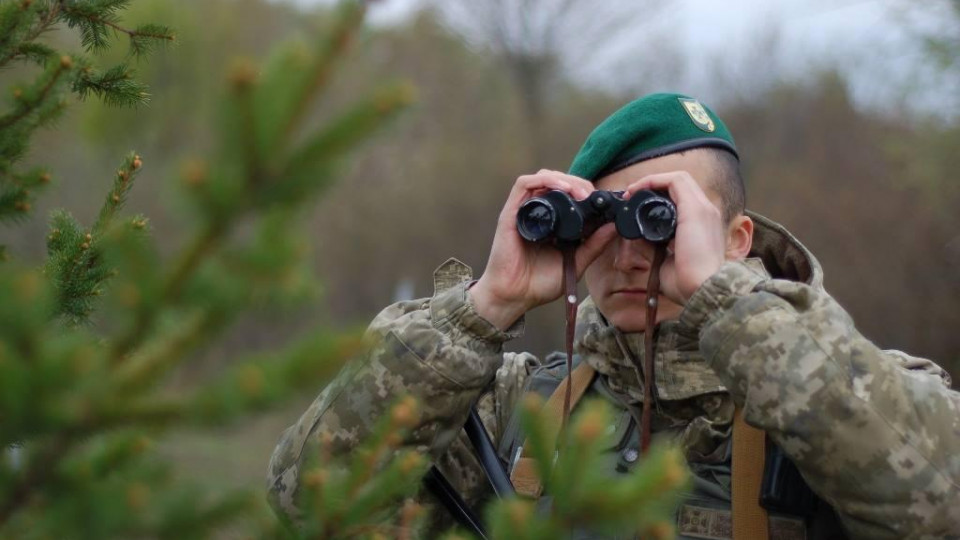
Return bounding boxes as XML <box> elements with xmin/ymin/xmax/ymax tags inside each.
<box><xmin>568</xmin><ymin>93</ymin><xmax>738</xmax><ymax>181</ymax></box>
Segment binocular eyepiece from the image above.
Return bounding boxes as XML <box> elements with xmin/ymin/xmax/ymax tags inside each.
<box><xmin>516</xmin><ymin>190</ymin><xmax>676</xmax><ymax>245</ymax></box>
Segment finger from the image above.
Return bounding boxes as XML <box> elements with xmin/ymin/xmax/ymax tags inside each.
<box><xmin>513</xmin><ymin>173</ymin><xmax>572</xmax><ymax>199</ymax></box>
<box><xmin>500</xmin><ymin>174</ymin><xmax>573</xmax><ymax>219</ymax></box>
<box><xmin>574</xmin><ymin>222</ymin><xmax>617</xmax><ymax>275</ymax></box>
<box><xmin>625</xmin><ymin>172</ymin><xmax>714</xmax><ymax>211</ymax></box>
<box><xmin>536</xmin><ymin>169</ymin><xmax>595</xmax><ymax>199</ymax></box>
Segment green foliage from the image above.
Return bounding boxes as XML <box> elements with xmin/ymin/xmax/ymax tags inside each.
<box><xmin>289</xmin><ymin>396</ymin><xmax>430</xmax><ymax>539</ymax></box>
<box><xmin>0</xmin><ymin>0</ymin><xmax>174</xmax><ymax>244</ymax></box>
<box><xmin>42</xmin><ymin>152</ymin><xmax>144</xmax><ymax>324</ymax></box>
<box><xmin>481</xmin><ymin>398</ymin><xmax>690</xmax><ymax>540</ymax></box>
<box><xmin>1</xmin><ymin>0</ymin><xmax>422</xmax><ymax>538</ymax></box>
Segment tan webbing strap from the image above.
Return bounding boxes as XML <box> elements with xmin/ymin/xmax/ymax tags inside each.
<box><xmin>509</xmin><ymin>362</ymin><xmax>597</xmax><ymax>498</ymax></box>
<box><xmin>732</xmin><ymin>406</ymin><xmax>769</xmax><ymax>540</ymax></box>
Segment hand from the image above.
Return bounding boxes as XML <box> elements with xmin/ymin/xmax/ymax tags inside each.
<box><xmin>624</xmin><ymin>172</ymin><xmax>727</xmax><ymax>305</ymax></box>
<box><xmin>470</xmin><ymin>170</ymin><xmax>618</xmax><ymax>330</ymax></box>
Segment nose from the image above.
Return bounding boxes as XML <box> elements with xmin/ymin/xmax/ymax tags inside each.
<box><xmin>612</xmin><ymin>237</ymin><xmax>656</xmax><ymax>272</ymax></box>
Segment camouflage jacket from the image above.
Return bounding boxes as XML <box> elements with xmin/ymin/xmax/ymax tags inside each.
<box><xmin>267</xmin><ymin>212</ymin><xmax>960</xmax><ymax>539</ymax></box>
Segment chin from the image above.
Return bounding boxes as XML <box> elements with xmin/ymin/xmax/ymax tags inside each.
<box><xmin>600</xmin><ymin>302</ymin><xmax>682</xmax><ymax>333</ymax></box>
<box><xmin>605</xmin><ymin>310</ymin><xmax>649</xmax><ymax>333</ymax></box>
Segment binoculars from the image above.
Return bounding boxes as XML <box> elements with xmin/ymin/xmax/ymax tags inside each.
<box><xmin>516</xmin><ymin>189</ymin><xmax>677</xmax><ymax>245</ymax></box>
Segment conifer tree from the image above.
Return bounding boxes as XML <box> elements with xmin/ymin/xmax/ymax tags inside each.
<box><xmin>480</xmin><ymin>398</ymin><xmax>689</xmax><ymax>540</ymax></box>
<box><xmin>1</xmin><ymin>1</ymin><xmax>691</xmax><ymax>538</ymax></box>
<box><xmin>0</xmin><ymin>0</ymin><xmax>174</xmax><ymax>262</ymax></box>
<box><xmin>1</xmin><ymin>1</ymin><xmax>426</xmax><ymax>537</ymax></box>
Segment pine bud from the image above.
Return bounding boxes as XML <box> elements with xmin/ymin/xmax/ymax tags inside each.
<box><xmin>398</xmin><ymin>452</ymin><xmax>424</xmax><ymax>474</ymax></box>
<box><xmin>229</xmin><ymin>59</ymin><xmax>257</xmax><ymax>89</ymax></box>
<box><xmin>20</xmin><ymin>0</ymin><xmax>33</xmax><ymax>10</ymax></box>
<box><xmin>126</xmin><ymin>483</ymin><xmax>150</xmax><ymax>510</ymax></box>
<box><xmin>390</xmin><ymin>396</ymin><xmax>419</xmax><ymax>428</ymax></box>
<box><xmin>575</xmin><ymin>405</ymin><xmax>606</xmax><ymax>443</ymax></box>
<box><xmin>401</xmin><ymin>499</ymin><xmax>423</xmax><ymax>523</ymax></box>
<box><xmin>506</xmin><ymin>499</ymin><xmax>533</xmax><ymax>527</ymax></box>
<box><xmin>133</xmin><ymin>436</ymin><xmax>152</xmax><ymax>454</ymax></box>
<box><xmin>84</xmin><ymin>233</ymin><xmax>92</xmax><ymax>242</ymax></box>
<box><xmin>14</xmin><ymin>201</ymin><xmax>29</xmax><ymax>212</ymax></box>
<box><xmin>643</xmin><ymin>521</ymin><xmax>674</xmax><ymax>540</ymax></box>
<box><xmin>654</xmin><ymin>449</ymin><xmax>688</xmax><ymax>493</ymax></box>
<box><xmin>376</xmin><ymin>82</ymin><xmax>417</xmax><ymax>113</ymax></box>
<box><xmin>60</xmin><ymin>55</ymin><xmax>73</xmax><ymax>69</ymax></box>
<box><xmin>80</xmin><ymin>242</ymin><xmax>89</xmax><ymax>250</ymax></box>
<box><xmin>132</xmin><ymin>155</ymin><xmax>142</xmax><ymax>169</ymax></box>
<box><xmin>39</xmin><ymin>172</ymin><xmax>50</xmax><ymax>183</ymax></box>
<box><xmin>118</xmin><ymin>170</ymin><xmax>129</xmax><ymax>181</ymax></box>
<box><xmin>303</xmin><ymin>468</ymin><xmax>329</xmax><ymax>488</ymax></box>
<box><xmin>132</xmin><ymin>219</ymin><xmax>147</xmax><ymax>229</ymax></box>
<box><xmin>182</xmin><ymin>159</ymin><xmax>208</xmax><ymax>186</ymax></box>
<box><xmin>112</xmin><ymin>194</ymin><xmax>120</xmax><ymax>203</ymax></box>
<box><xmin>521</xmin><ymin>393</ymin><xmax>544</xmax><ymax>415</ymax></box>
<box><xmin>239</xmin><ymin>364</ymin><xmax>264</xmax><ymax>397</ymax></box>
<box><xmin>385</xmin><ymin>432</ymin><xmax>403</xmax><ymax>447</ymax></box>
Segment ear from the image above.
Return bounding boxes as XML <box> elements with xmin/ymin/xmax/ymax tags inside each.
<box><xmin>725</xmin><ymin>214</ymin><xmax>753</xmax><ymax>260</ymax></box>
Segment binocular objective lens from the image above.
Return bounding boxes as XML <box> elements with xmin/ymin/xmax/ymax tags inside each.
<box><xmin>517</xmin><ymin>199</ymin><xmax>557</xmax><ymax>242</ymax></box>
<box><xmin>637</xmin><ymin>200</ymin><xmax>676</xmax><ymax>242</ymax></box>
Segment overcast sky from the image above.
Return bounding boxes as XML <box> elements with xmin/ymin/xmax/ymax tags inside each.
<box><xmin>296</xmin><ymin>0</ymin><xmax>951</xmax><ymax>113</ymax></box>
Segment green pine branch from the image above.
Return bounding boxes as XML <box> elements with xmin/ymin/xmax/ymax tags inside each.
<box><xmin>0</xmin><ymin>0</ymin><xmax>173</xmax><ymax>240</ymax></box>
<box><xmin>289</xmin><ymin>397</ymin><xmax>429</xmax><ymax>539</ymax></box>
<box><xmin>58</xmin><ymin>0</ymin><xmax>174</xmax><ymax>56</ymax></box>
<box><xmin>482</xmin><ymin>398</ymin><xmax>691</xmax><ymax>540</ymax></box>
<box><xmin>43</xmin><ymin>153</ymin><xmax>143</xmax><ymax>325</ymax></box>
<box><xmin>0</xmin><ymin>1</ymin><xmax>451</xmax><ymax>538</ymax></box>
<box><xmin>73</xmin><ymin>62</ymin><xmax>150</xmax><ymax>107</ymax></box>
<box><xmin>0</xmin><ymin>0</ymin><xmax>48</xmax><ymax>67</ymax></box>
<box><xmin>110</xmin><ymin>4</ymin><xmax>412</xmax><ymax>362</ymax></box>
<box><xmin>0</xmin><ymin>54</ymin><xmax>73</xmax><ymax>133</ymax></box>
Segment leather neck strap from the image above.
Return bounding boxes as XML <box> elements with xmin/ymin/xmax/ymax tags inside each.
<box><xmin>641</xmin><ymin>244</ymin><xmax>668</xmax><ymax>453</ymax></box>
<box><xmin>559</xmin><ymin>243</ymin><xmax>667</xmax><ymax>456</ymax></box>
<box><xmin>549</xmin><ymin>245</ymin><xmax>770</xmax><ymax>540</ymax></box>
<box><xmin>560</xmin><ymin>247</ymin><xmax>578</xmax><ymax>440</ymax></box>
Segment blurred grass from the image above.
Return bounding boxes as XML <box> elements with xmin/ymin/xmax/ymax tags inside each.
<box><xmin>160</xmin><ymin>396</ymin><xmax>314</xmax><ymax>492</ymax></box>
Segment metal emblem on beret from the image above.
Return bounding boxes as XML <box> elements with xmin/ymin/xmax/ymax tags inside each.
<box><xmin>679</xmin><ymin>98</ymin><xmax>716</xmax><ymax>132</ymax></box>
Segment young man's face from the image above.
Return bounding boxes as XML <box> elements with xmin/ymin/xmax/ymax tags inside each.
<box><xmin>583</xmin><ymin>149</ymin><xmax>731</xmax><ymax>332</ymax></box>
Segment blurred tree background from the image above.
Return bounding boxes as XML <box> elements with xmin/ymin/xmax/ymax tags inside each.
<box><xmin>1</xmin><ymin>0</ymin><xmax>957</xmax><ymax>502</ymax></box>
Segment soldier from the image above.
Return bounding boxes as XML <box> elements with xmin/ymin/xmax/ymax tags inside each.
<box><xmin>267</xmin><ymin>93</ymin><xmax>960</xmax><ymax>539</ymax></box>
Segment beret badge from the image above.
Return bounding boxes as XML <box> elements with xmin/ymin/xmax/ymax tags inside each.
<box><xmin>679</xmin><ymin>97</ymin><xmax>715</xmax><ymax>133</ymax></box>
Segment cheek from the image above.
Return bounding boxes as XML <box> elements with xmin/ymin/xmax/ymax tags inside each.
<box><xmin>583</xmin><ymin>245</ymin><xmax>616</xmax><ymax>295</ymax></box>
<box><xmin>583</xmin><ymin>265</ymin><xmax>601</xmax><ymax>299</ymax></box>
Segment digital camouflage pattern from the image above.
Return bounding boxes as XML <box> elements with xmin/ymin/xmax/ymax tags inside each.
<box><xmin>267</xmin><ymin>212</ymin><xmax>960</xmax><ymax>538</ymax></box>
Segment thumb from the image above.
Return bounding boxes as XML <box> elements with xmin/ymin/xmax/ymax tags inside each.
<box><xmin>575</xmin><ymin>223</ymin><xmax>617</xmax><ymax>276</ymax></box>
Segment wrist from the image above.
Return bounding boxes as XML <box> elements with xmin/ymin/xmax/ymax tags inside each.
<box><xmin>678</xmin><ymin>260</ymin><xmax>767</xmax><ymax>334</ymax></box>
<box><xmin>469</xmin><ymin>278</ymin><xmax>529</xmax><ymax>331</ymax></box>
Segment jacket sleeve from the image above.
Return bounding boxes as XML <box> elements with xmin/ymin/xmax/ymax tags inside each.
<box><xmin>266</xmin><ymin>259</ymin><xmax>534</xmax><ymax>520</ymax></box>
<box><xmin>678</xmin><ymin>260</ymin><xmax>960</xmax><ymax>540</ymax></box>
